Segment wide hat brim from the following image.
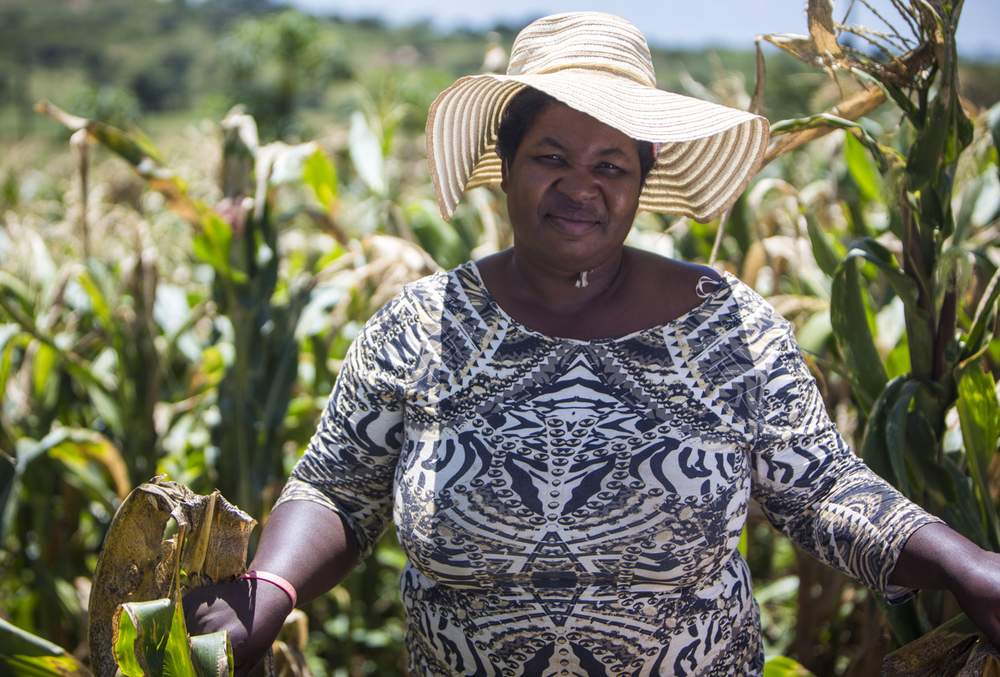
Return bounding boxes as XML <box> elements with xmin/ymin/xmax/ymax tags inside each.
<box><xmin>426</xmin><ymin>69</ymin><xmax>770</xmax><ymax>222</ymax></box>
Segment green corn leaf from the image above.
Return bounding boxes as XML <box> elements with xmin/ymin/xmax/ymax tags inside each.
<box><xmin>961</xmin><ymin>266</ymin><xmax>1000</xmax><ymax>362</ymax></box>
<box><xmin>840</xmin><ymin>241</ymin><xmax>934</xmax><ymax>378</ymax></box>
<box><xmin>804</xmin><ymin>213</ymin><xmax>842</xmax><ymax>278</ymax></box>
<box><xmin>885</xmin><ymin>380</ymin><xmax>919</xmax><ymax>498</ymax></box>
<box><xmin>831</xmin><ymin>256</ymin><xmax>888</xmax><ymax>413</ymax></box>
<box><xmin>878</xmin><ymin>80</ymin><xmax>919</xmax><ymax>124</ymax></box>
<box><xmin>905</xmin><ymin>408</ymin><xmax>955</xmax><ymax>505</ymax></box>
<box><xmin>348</xmin><ymin>111</ymin><xmax>386</xmax><ymax>196</ymax></box>
<box><xmin>771</xmin><ymin>114</ymin><xmax>891</xmax><ymax>171</ymax></box>
<box><xmin>302</xmin><ymin>147</ymin><xmax>338</xmax><ymax>212</ymax></box>
<box><xmin>843</xmin><ymin>240</ymin><xmax>919</xmax><ymax>308</ymax></box>
<box><xmin>77</xmin><ymin>269</ymin><xmax>112</xmax><ymax>328</ymax></box>
<box><xmin>935</xmin><ymin>455</ymin><xmax>990</xmax><ymax>546</ymax></box>
<box><xmin>0</xmin><ymin>451</ymin><xmax>13</xmax><ymax>541</ymax></box>
<box><xmin>956</xmin><ymin>367</ymin><xmax>1000</xmax><ymax>550</ymax></box>
<box><xmin>189</xmin><ymin>632</ymin><xmax>234</xmax><ymax>677</ymax></box>
<box><xmin>861</xmin><ymin>376</ymin><xmax>907</xmax><ymax>485</ymax></box>
<box><xmin>796</xmin><ymin>310</ymin><xmax>832</xmax><ymax>355</ymax></box>
<box><xmin>763</xmin><ymin>655</ymin><xmax>815</xmax><ymax>676</ymax></box>
<box><xmin>406</xmin><ymin>199</ymin><xmax>466</xmax><ymax>269</ymax></box>
<box><xmin>0</xmin><ymin>270</ymin><xmax>34</xmax><ymax>318</ymax></box>
<box><xmin>192</xmin><ymin>212</ymin><xmax>247</xmax><ymax>284</ymax></box>
<box><xmin>88</xmin><ymin>120</ymin><xmax>164</xmax><ymax>167</ymax></box>
<box><xmin>952</xmin><ymin>174</ymin><xmax>989</xmax><ymax>248</ymax></box>
<box><xmin>844</xmin><ymin>131</ymin><xmax>883</xmax><ymax>203</ymax></box>
<box><xmin>36</xmin><ymin>101</ymin><xmax>206</xmax><ymax>227</ymax></box>
<box><xmin>0</xmin><ymin>617</ymin><xmax>91</xmax><ymax>676</ymax></box>
<box><xmin>988</xmin><ymin>101</ymin><xmax>1000</xmax><ymax>156</ymax></box>
<box><xmin>0</xmin><ymin>324</ymin><xmax>28</xmax><ymax>398</ymax></box>
<box><xmin>86</xmin><ymin>380</ymin><xmax>126</xmax><ymax>438</ymax></box>
<box><xmin>907</xmin><ymin>82</ymin><xmax>973</xmax><ymax>193</ymax></box>
<box><xmin>737</xmin><ymin>523</ymin><xmax>749</xmax><ymax>559</ymax></box>
<box><xmin>162</xmin><ymin>595</ymin><xmax>198</xmax><ymax>677</ymax></box>
<box><xmin>112</xmin><ymin>598</ymin><xmax>173</xmax><ymax>676</ymax></box>
<box><xmin>0</xmin><ymin>293</ymin><xmax>114</xmax><ymax>398</ymax></box>
<box><xmin>45</xmin><ymin>428</ymin><xmax>130</xmax><ymax>504</ymax></box>
<box><xmin>31</xmin><ymin>342</ymin><xmax>58</xmax><ymax>405</ymax></box>
<box><xmin>112</xmin><ymin>597</ymin><xmax>232</xmax><ymax>677</ymax></box>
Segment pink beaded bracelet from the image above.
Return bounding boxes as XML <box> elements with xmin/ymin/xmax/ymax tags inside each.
<box><xmin>241</xmin><ymin>570</ymin><xmax>297</xmax><ymax>608</ymax></box>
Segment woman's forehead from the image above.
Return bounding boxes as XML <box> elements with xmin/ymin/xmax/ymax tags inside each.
<box><xmin>521</xmin><ymin>103</ymin><xmax>639</xmax><ymax>155</ymax></box>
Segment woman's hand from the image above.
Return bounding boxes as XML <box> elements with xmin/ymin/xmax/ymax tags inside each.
<box><xmin>945</xmin><ymin>549</ymin><xmax>1000</xmax><ymax>647</ymax></box>
<box><xmin>181</xmin><ymin>499</ymin><xmax>362</xmax><ymax>674</ymax></box>
<box><xmin>183</xmin><ymin>577</ymin><xmax>292</xmax><ymax>676</ymax></box>
<box><xmin>891</xmin><ymin>522</ymin><xmax>1000</xmax><ymax>646</ymax></box>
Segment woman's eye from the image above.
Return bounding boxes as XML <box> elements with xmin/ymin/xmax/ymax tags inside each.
<box><xmin>597</xmin><ymin>162</ymin><xmax>626</xmax><ymax>175</ymax></box>
<box><xmin>536</xmin><ymin>154</ymin><xmax>564</xmax><ymax>164</ymax></box>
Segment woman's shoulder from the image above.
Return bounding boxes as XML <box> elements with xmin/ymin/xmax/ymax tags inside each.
<box><xmin>627</xmin><ymin>248</ymin><xmax>721</xmax><ymax>286</ymax></box>
<box><xmin>624</xmin><ymin>249</ymin><xmax>731</xmax><ymax>323</ymax></box>
<box><xmin>357</xmin><ymin>261</ymin><xmax>486</xmax><ymax>354</ymax></box>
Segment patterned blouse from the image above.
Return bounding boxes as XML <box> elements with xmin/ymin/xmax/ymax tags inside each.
<box><xmin>277</xmin><ymin>261</ymin><xmax>941</xmax><ymax>676</ymax></box>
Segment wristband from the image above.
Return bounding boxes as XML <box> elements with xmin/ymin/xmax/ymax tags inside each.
<box><xmin>241</xmin><ymin>570</ymin><xmax>297</xmax><ymax>608</ymax></box>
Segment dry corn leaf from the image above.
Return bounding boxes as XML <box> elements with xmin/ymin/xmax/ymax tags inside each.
<box><xmin>88</xmin><ymin>477</ymin><xmax>255</xmax><ymax>677</ymax></box>
<box><xmin>807</xmin><ymin>0</ymin><xmax>843</xmax><ymax>58</ymax></box>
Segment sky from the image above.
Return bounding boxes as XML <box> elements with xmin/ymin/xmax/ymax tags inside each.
<box><xmin>285</xmin><ymin>0</ymin><xmax>1000</xmax><ymax>60</ymax></box>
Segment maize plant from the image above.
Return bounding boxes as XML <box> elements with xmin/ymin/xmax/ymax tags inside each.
<box><xmin>748</xmin><ymin>0</ymin><xmax>1000</xmax><ymax>668</ymax></box>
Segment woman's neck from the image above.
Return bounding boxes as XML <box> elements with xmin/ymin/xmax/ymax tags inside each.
<box><xmin>505</xmin><ymin>246</ymin><xmax>628</xmax><ymax>316</ymax></box>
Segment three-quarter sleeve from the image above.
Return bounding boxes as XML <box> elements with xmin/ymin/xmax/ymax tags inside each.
<box><xmin>747</xmin><ymin>312</ymin><xmax>944</xmax><ymax>602</ymax></box>
<box><xmin>275</xmin><ymin>292</ymin><xmax>413</xmax><ymax>559</ymax></box>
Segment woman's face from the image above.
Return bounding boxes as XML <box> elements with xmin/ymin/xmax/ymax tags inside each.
<box><xmin>501</xmin><ymin>102</ymin><xmax>643</xmax><ymax>272</ymax></box>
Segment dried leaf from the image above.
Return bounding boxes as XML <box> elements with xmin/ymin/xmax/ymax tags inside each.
<box><xmin>89</xmin><ymin>478</ymin><xmax>255</xmax><ymax>677</ymax></box>
<box><xmin>807</xmin><ymin>0</ymin><xmax>843</xmax><ymax>57</ymax></box>
<box><xmin>750</xmin><ymin>40</ymin><xmax>767</xmax><ymax>115</ymax></box>
<box><xmin>761</xmin><ymin>33</ymin><xmax>819</xmax><ymax>65</ymax></box>
<box><xmin>882</xmin><ymin>613</ymin><xmax>982</xmax><ymax>676</ymax></box>
<box><xmin>764</xmin><ymin>87</ymin><xmax>886</xmax><ymax>165</ymax></box>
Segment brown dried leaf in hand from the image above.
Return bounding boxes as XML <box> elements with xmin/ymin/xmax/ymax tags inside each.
<box><xmin>88</xmin><ymin>478</ymin><xmax>255</xmax><ymax>677</ymax></box>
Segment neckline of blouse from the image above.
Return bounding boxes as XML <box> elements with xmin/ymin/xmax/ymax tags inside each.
<box><xmin>459</xmin><ymin>260</ymin><xmax>736</xmax><ymax>346</ymax></box>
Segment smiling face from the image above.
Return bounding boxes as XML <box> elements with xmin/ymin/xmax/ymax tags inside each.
<box><xmin>500</xmin><ymin>102</ymin><xmax>643</xmax><ymax>273</ymax></box>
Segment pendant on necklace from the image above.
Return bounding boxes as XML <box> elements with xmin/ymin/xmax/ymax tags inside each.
<box><xmin>575</xmin><ymin>270</ymin><xmax>590</xmax><ymax>288</ymax></box>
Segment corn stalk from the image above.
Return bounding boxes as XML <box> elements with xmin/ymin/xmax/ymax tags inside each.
<box><xmin>759</xmin><ymin>0</ymin><xmax>1000</xmax><ymax>656</ymax></box>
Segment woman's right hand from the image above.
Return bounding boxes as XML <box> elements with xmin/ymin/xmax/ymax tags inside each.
<box><xmin>183</xmin><ymin>577</ymin><xmax>293</xmax><ymax>675</ymax></box>
<box><xmin>181</xmin><ymin>498</ymin><xmax>362</xmax><ymax>673</ymax></box>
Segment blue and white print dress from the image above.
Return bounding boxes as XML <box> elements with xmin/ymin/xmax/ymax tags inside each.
<box><xmin>277</xmin><ymin>262</ymin><xmax>941</xmax><ymax>676</ymax></box>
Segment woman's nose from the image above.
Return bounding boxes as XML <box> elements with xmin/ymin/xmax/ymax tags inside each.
<box><xmin>555</xmin><ymin>168</ymin><xmax>599</xmax><ymax>202</ymax></box>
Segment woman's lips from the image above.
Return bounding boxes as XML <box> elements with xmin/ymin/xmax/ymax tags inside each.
<box><xmin>547</xmin><ymin>213</ymin><xmax>601</xmax><ymax>235</ymax></box>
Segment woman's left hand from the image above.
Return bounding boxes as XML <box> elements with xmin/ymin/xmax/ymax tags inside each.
<box><xmin>946</xmin><ymin>549</ymin><xmax>1000</xmax><ymax>646</ymax></box>
<box><xmin>891</xmin><ymin>522</ymin><xmax>1000</xmax><ymax>647</ymax></box>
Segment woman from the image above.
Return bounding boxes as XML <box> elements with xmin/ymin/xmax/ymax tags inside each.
<box><xmin>186</xmin><ymin>12</ymin><xmax>1000</xmax><ymax>676</ymax></box>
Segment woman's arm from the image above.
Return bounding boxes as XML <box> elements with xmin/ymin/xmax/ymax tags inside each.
<box><xmin>183</xmin><ymin>500</ymin><xmax>360</xmax><ymax>674</ymax></box>
<box><xmin>890</xmin><ymin>522</ymin><xmax>1000</xmax><ymax>646</ymax></box>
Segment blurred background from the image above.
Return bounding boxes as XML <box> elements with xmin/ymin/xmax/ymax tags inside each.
<box><xmin>1</xmin><ymin>1</ymin><xmax>999</xmax><ymax>675</ymax></box>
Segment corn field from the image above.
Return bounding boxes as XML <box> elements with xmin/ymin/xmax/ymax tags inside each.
<box><xmin>1</xmin><ymin>1</ymin><xmax>999</xmax><ymax>675</ymax></box>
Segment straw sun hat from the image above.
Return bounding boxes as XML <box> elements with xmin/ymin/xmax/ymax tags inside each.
<box><xmin>426</xmin><ymin>11</ymin><xmax>770</xmax><ymax>223</ymax></box>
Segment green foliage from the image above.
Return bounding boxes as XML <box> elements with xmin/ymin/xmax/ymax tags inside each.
<box><xmin>0</xmin><ymin>616</ymin><xmax>91</xmax><ymax>676</ymax></box>
<box><xmin>831</xmin><ymin>255</ymin><xmax>888</xmax><ymax>414</ymax></box>
<box><xmin>761</xmin><ymin>0</ymin><xmax>1000</xmax><ymax>659</ymax></box>
<box><xmin>956</xmin><ymin>367</ymin><xmax>1000</xmax><ymax>550</ymax></box>
<box><xmin>219</xmin><ymin>10</ymin><xmax>329</xmax><ymax>139</ymax></box>
<box><xmin>113</xmin><ymin>597</ymin><xmax>232</xmax><ymax>677</ymax></box>
<box><xmin>764</xmin><ymin>655</ymin><xmax>816</xmax><ymax>677</ymax></box>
